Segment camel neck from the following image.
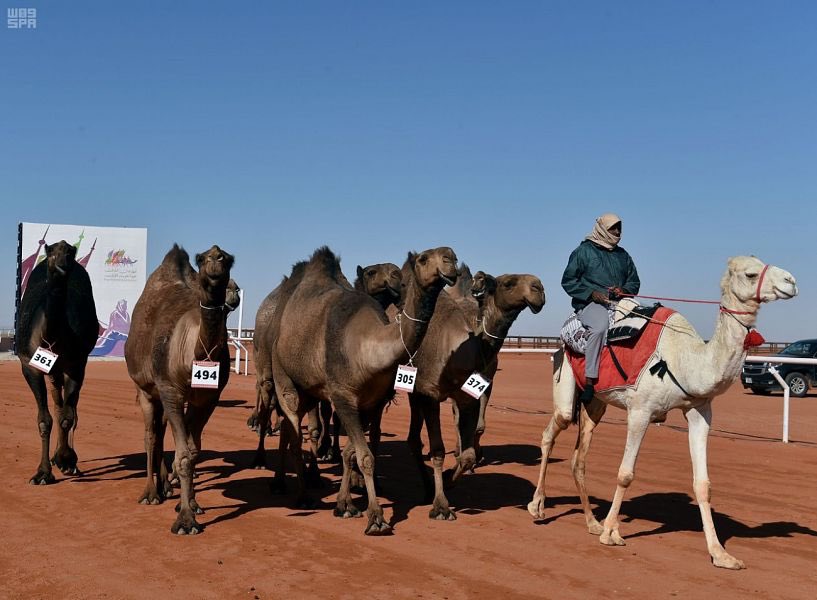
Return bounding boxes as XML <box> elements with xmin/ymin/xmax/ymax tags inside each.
<box><xmin>197</xmin><ymin>288</ymin><xmax>227</xmax><ymax>358</ymax></box>
<box><xmin>688</xmin><ymin>300</ymin><xmax>758</xmax><ymax>396</ymax></box>
<box><xmin>392</xmin><ymin>276</ymin><xmax>443</xmax><ymax>362</ymax></box>
<box><xmin>44</xmin><ymin>275</ymin><xmax>67</xmax><ymax>344</ymax></box>
<box><xmin>479</xmin><ymin>303</ymin><xmax>521</xmax><ymax>355</ymax></box>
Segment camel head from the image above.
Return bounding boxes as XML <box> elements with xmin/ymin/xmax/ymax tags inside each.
<box><xmin>45</xmin><ymin>240</ymin><xmax>78</xmax><ymax>280</ymax></box>
<box><xmin>470</xmin><ymin>270</ymin><xmax>494</xmax><ymax>301</ymax></box>
<box><xmin>195</xmin><ymin>245</ymin><xmax>235</xmax><ymax>297</ymax></box>
<box><xmin>482</xmin><ymin>273</ymin><xmax>546</xmax><ymax>314</ymax></box>
<box><xmin>720</xmin><ymin>256</ymin><xmax>798</xmax><ymax>309</ymax></box>
<box><xmin>405</xmin><ymin>247</ymin><xmax>459</xmax><ymax>291</ymax></box>
<box><xmin>225</xmin><ymin>279</ymin><xmax>241</xmax><ymax>312</ymax></box>
<box><xmin>355</xmin><ymin>263</ymin><xmax>403</xmax><ymax>307</ymax></box>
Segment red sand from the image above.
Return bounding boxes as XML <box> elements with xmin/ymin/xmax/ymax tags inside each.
<box><xmin>1</xmin><ymin>354</ymin><xmax>815</xmax><ymax>599</ymax></box>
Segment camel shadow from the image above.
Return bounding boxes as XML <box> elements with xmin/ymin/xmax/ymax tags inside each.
<box><xmin>479</xmin><ymin>443</ymin><xmax>559</xmax><ymax>467</ymax></box>
<box><xmin>218</xmin><ymin>398</ymin><xmax>249</xmax><ymax>409</ymax></box>
<box><xmin>618</xmin><ymin>492</ymin><xmax>817</xmax><ymax>543</ymax></box>
<box><xmin>74</xmin><ymin>452</ymin><xmax>149</xmax><ymax>482</ymax></box>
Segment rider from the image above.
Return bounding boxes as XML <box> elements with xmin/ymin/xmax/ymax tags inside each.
<box><xmin>561</xmin><ymin>213</ymin><xmax>640</xmax><ymax>403</ymax></box>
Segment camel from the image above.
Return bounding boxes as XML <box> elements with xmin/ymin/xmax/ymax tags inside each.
<box><xmin>16</xmin><ymin>240</ymin><xmax>98</xmax><ymax>484</ymax></box>
<box><xmin>407</xmin><ymin>268</ymin><xmax>545</xmax><ymax>519</ymax></box>
<box><xmin>527</xmin><ymin>256</ymin><xmax>798</xmax><ymax>569</ymax></box>
<box><xmin>269</xmin><ymin>246</ymin><xmax>458</xmax><ymax>535</ymax></box>
<box><xmin>249</xmin><ymin>261</ymin><xmax>402</xmax><ymax>469</ymax></box>
<box><xmin>124</xmin><ymin>244</ymin><xmax>236</xmax><ymax>535</ymax></box>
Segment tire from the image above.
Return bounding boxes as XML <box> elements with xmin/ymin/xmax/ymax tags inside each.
<box><xmin>750</xmin><ymin>387</ymin><xmax>771</xmax><ymax>396</ymax></box>
<box><xmin>784</xmin><ymin>372</ymin><xmax>809</xmax><ymax>398</ymax></box>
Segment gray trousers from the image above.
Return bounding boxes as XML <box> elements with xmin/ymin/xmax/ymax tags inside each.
<box><xmin>578</xmin><ymin>302</ymin><xmax>609</xmax><ymax>380</ymax></box>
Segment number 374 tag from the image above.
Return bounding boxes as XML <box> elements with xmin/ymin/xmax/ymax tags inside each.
<box><xmin>192</xmin><ymin>361</ymin><xmax>220</xmax><ymax>389</ymax></box>
<box><xmin>394</xmin><ymin>364</ymin><xmax>417</xmax><ymax>393</ymax></box>
<box><xmin>461</xmin><ymin>372</ymin><xmax>491</xmax><ymax>399</ymax></box>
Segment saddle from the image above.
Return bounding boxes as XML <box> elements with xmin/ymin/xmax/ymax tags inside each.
<box><xmin>560</xmin><ymin>298</ymin><xmax>662</xmax><ymax>355</ymax></box>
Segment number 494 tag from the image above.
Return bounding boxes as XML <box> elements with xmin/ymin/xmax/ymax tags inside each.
<box><xmin>29</xmin><ymin>346</ymin><xmax>58</xmax><ymax>374</ymax></box>
<box><xmin>461</xmin><ymin>372</ymin><xmax>491</xmax><ymax>399</ymax></box>
<box><xmin>192</xmin><ymin>361</ymin><xmax>220</xmax><ymax>389</ymax></box>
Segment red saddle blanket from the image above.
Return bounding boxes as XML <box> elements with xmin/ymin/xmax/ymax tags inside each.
<box><xmin>566</xmin><ymin>306</ymin><xmax>676</xmax><ymax>392</ymax></box>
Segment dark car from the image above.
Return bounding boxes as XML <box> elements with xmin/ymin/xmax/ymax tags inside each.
<box><xmin>741</xmin><ymin>339</ymin><xmax>817</xmax><ymax>397</ymax></box>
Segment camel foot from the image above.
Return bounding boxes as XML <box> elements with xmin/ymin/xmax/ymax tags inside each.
<box><xmin>318</xmin><ymin>447</ymin><xmax>339</xmax><ymax>464</ymax></box>
<box><xmin>51</xmin><ymin>449</ymin><xmax>80</xmax><ymax>476</ymax></box>
<box><xmin>251</xmin><ymin>452</ymin><xmax>268</xmax><ymax>470</ymax></box>
<box><xmin>527</xmin><ymin>496</ymin><xmax>546</xmax><ymax>520</ymax></box>
<box><xmin>429</xmin><ymin>504</ymin><xmax>457</xmax><ymax>521</ymax></box>
<box><xmin>333</xmin><ymin>503</ymin><xmax>362</xmax><ymax>519</ymax></box>
<box><xmin>364</xmin><ymin>516</ymin><xmax>392</xmax><ymax>536</ymax></box>
<box><xmin>586</xmin><ymin>519</ymin><xmax>604</xmax><ymax>535</ymax></box>
<box><xmin>295</xmin><ymin>495</ymin><xmax>319</xmax><ymax>510</ymax></box>
<box><xmin>600</xmin><ymin>529</ymin><xmax>626</xmax><ymax>546</ymax></box>
<box><xmin>138</xmin><ymin>486</ymin><xmax>164</xmax><ymax>505</ymax></box>
<box><xmin>29</xmin><ymin>469</ymin><xmax>56</xmax><ymax>485</ymax></box>
<box><xmin>175</xmin><ymin>499</ymin><xmax>204</xmax><ymax>515</ymax></box>
<box><xmin>161</xmin><ymin>478</ymin><xmax>174</xmax><ymax>499</ymax></box>
<box><xmin>269</xmin><ymin>477</ymin><xmax>287</xmax><ymax>495</ymax></box>
<box><xmin>712</xmin><ymin>553</ymin><xmax>746</xmax><ymax>570</ymax></box>
<box><xmin>171</xmin><ymin>510</ymin><xmax>203</xmax><ymax>535</ymax></box>
<box><xmin>247</xmin><ymin>414</ymin><xmax>258</xmax><ymax>431</ymax></box>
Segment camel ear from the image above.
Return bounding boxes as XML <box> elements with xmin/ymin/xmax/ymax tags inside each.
<box><xmin>484</xmin><ymin>275</ymin><xmax>498</xmax><ymax>294</ymax></box>
<box><xmin>45</xmin><ymin>243</ymin><xmax>54</xmax><ymax>256</ymax></box>
<box><xmin>406</xmin><ymin>251</ymin><xmax>417</xmax><ymax>269</ymax></box>
<box><xmin>357</xmin><ymin>265</ymin><xmax>364</xmax><ymax>279</ymax></box>
<box><xmin>195</xmin><ymin>253</ymin><xmax>205</xmax><ymax>268</ymax></box>
<box><xmin>67</xmin><ymin>245</ymin><xmax>77</xmax><ymax>260</ymax></box>
<box><xmin>223</xmin><ymin>252</ymin><xmax>235</xmax><ymax>271</ymax></box>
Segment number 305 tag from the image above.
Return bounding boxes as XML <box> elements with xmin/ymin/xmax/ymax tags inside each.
<box><xmin>192</xmin><ymin>361</ymin><xmax>219</xmax><ymax>389</ymax></box>
<box><xmin>394</xmin><ymin>364</ymin><xmax>417</xmax><ymax>393</ymax></box>
<box><xmin>461</xmin><ymin>372</ymin><xmax>491</xmax><ymax>399</ymax></box>
<box><xmin>29</xmin><ymin>347</ymin><xmax>58</xmax><ymax>374</ymax></box>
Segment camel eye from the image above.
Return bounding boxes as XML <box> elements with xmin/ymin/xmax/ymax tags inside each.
<box><xmin>367</xmin><ymin>270</ymin><xmax>376</xmax><ymax>278</ymax></box>
<box><xmin>746</xmin><ymin>272</ymin><xmax>758</xmax><ymax>279</ymax></box>
<box><xmin>418</xmin><ymin>255</ymin><xmax>428</xmax><ymax>265</ymax></box>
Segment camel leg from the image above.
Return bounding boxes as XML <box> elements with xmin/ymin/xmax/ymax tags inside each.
<box><xmin>599</xmin><ymin>410</ymin><xmax>651</xmax><ymax>546</ymax></box>
<box><xmin>316</xmin><ymin>399</ymin><xmax>335</xmax><ymax>462</ymax></box>
<box><xmin>162</xmin><ymin>393</ymin><xmax>202</xmax><ymax>535</ymax></box>
<box><xmin>52</xmin><ymin>366</ymin><xmax>85</xmax><ymax>476</ymax></box>
<box><xmin>270</xmin><ymin>413</ymin><xmax>292</xmax><ymax>495</ymax></box>
<box><xmin>420</xmin><ymin>396</ymin><xmax>455</xmax><ymax>521</ymax></box>
<box><xmin>407</xmin><ymin>394</ymin><xmax>433</xmax><ymax>503</ymax></box>
<box><xmin>333</xmin><ymin>437</ymin><xmax>360</xmax><ymax>518</ymax></box>
<box><xmin>450</xmin><ymin>395</ymin><xmax>479</xmax><ymax>483</ymax></box>
<box><xmin>304</xmin><ymin>405</ymin><xmax>322</xmax><ymax>487</ymax></box>
<box><xmin>527</xmin><ymin>371</ymin><xmax>576</xmax><ymax>519</ymax></box>
<box><xmin>571</xmin><ymin>398</ymin><xmax>607</xmax><ymax>534</ymax></box>
<box><xmin>252</xmin><ymin>380</ymin><xmax>273</xmax><ymax>469</ymax></box>
<box><xmin>473</xmin><ymin>389</ymin><xmax>492</xmax><ymax>466</ymax></box>
<box><xmin>137</xmin><ymin>390</ymin><xmax>165</xmax><ymax>505</ymax></box>
<box><xmin>334</xmin><ymin>400</ymin><xmax>391</xmax><ymax>535</ymax></box>
<box><xmin>21</xmin><ymin>367</ymin><xmax>54</xmax><ymax>485</ymax></box>
<box><xmin>181</xmin><ymin>396</ymin><xmax>218</xmax><ymax>515</ymax></box>
<box><xmin>684</xmin><ymin>403</ymin><xmax>745</xmax><ymax>569</ymax></box>
<box><xmin>269</xmin><ymin>363</ymin><xmax>310</xmax><ymax>507</ymax></box>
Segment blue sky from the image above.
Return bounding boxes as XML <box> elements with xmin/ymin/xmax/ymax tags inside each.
<box><xmin>2</xmin><ymin>1</ymin><xmax>815</xmax><ymax>340</ymax></box>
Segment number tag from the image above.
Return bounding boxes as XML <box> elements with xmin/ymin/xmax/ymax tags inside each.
<box><xmin>29</xmin><ymin>347</ymin><xmax>58</xmax><ymax>374</ymax></box>
<box><xmin>394</xmin><ymin>364</ymin><xmax>418</xmax><ymax>393</ymax></box>
<box><xmin>461</xmin><ymin>372</ymin><xmax>491</xmax><ymax>399</ymax></box>
<box><xmin>191</xmin><ymin>361</ymin><xmax>220</xmax><ymax>389</ymax></box>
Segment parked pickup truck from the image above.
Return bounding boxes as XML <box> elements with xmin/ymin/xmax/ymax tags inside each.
<box><xmin>741</xmin><ymin>339</ymin><xmax>817</xmax><ymax>397</ymax></box>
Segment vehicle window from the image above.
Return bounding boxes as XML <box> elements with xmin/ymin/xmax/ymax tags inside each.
<box><xmin>780</xmin><ymin>341</ymin><xmax>817</xmax><ymax>356</ymax></box>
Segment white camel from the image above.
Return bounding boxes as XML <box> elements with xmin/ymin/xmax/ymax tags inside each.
<box><xmin>528</xmin><ymin>256</ymin><xmax>798</xmax><ymax>569</ymax></box>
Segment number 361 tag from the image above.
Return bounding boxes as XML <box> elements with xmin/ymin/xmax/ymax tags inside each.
<box><xmin>192</xmin><ymin>361</ymin><xmax>219</xmax><ymax>389</ymax></box>
<box><xmin>394</xmin><ymin>364</ymin><xmax>417</xmax><ymax>393</ymax></box>
<box><xmin>29</xmin><ymin>346</ymin><xmax>58</xmax><ymax>374</ymax></box>
<box><xmin>461</xmin><ymin>372</ymin><xmax>491</xmax><ymax>399</ymax></box>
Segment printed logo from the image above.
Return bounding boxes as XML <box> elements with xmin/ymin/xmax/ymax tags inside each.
<box><xmin>103</xmin><ymin>249</ymin><xmax>139</xmax><ymax>281</ymax></box>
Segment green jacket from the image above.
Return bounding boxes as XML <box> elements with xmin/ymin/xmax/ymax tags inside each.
<box><xmin>561</xmin><ymin>240</ymin><xmax>640</xmax><ymax>311</ymax></box>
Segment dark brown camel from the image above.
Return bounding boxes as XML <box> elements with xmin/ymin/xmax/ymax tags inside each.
<box><xmin>269</xmin><ymin>246</ymin><xmax>457</xmax><ymax>535</ymax></box>
<box><xmin>407</xmin><ymin>269</ymin><xmax>545</xmax><ymax>519</ymax></box>
<box><xmin>16</xmin><ymin>240</ymin><xmax>98</xmax><ymax>484</ymax></box>
<box><xmin>124</xmin><ymin>244</ymin><xmax>235</xmax><ymax>535</ymax></box>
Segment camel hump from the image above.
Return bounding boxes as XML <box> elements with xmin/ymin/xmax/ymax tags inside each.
<box><xmin>160</xmin><ymin>244</ymin><xmax>195</xmax><ymax>283</ymax></box>
<box><xmin>306</xmin><ymin>246</ymin><xmax>343</xmax><ymax>281</ymax></box>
